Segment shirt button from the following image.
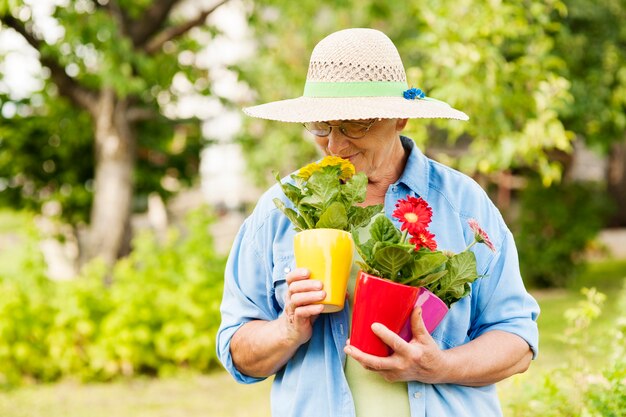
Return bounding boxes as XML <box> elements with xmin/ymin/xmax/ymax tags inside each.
<box><xmin>284</xmin><ymin>267</ymin><xmax>291</xmax><ymax>274</ymax></box>
<box><xmin>413</xmin><ymin>392</ymin><xmax>422</xmax><ymax>399</ymax></box>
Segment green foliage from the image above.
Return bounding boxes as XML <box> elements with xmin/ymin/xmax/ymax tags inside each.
<box><xmin>503</xmin><ymin>285</ymin><xmax>626</xmax><ymax>417</ymax></box>
<box><xmin>354</xmin><ymin>215</ymin><xmax>482</xmax><ymax>307</ymax></box>
<box><xmin>587</xmin><ymin>360</ymin><xmax>626</xmax><ymax>417</ymax></box>
<box><xmin>0</xmin><ymin>96</ymin><xmax>94</xmax><ymax>223</ymax></box>
<box><xmin>0</xmin><ymin>208</ymin><xmax>226</xmax><ymax>388</ymax></box>
<box><xmin>0</xmin><ymin>1</ymin><xmax>207</xmax><ymax>225</ymax></box>
<box><xmin>586</xmin><ymin>284</ymin><xmax>626</xmax><ymax>416</ymax></box>
<box><xmin>516</xmin><ymin>178</ymin><xmax>613</xmax><ymax>288</ymax></box>
<box><xmin>274</xmin><ymin>157</ymin><xmax>383</xmax><ymax>231</ymax></box>
<box><xmin>554</xmin><ymin>0</ymin><xmax>626</xmax><ymax>150</ymax></box>
<box><xmin>242</xmin><ymin>0</ymin><xmax>574</xmax><ymax>185</ymax></box>
<box><xmin>430</xmin><ymin>251</ymin><xmax>475</xmax><ymax>307</ymax></box>
<box><xmin>0</xmin><ymin>90</ymin><xmax>202</xmax><ymax>225</ymax></box>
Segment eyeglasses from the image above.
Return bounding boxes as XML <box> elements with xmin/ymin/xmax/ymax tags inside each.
<box><xmin>302</xmin><ymin>119</ymin><xmax>380</xmax><ymax>139</ymax></box>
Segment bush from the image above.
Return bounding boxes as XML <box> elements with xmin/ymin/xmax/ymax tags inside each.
<box><xmin>585</xmin><ymin>286</ymin><xmax>626</xmax><ymax>417</ymax></box>
<box><xmin>503</xmin><ymin>284</ymin><xmax>626</xmax><ymax>417</ymax></box>
<box><xmin>516</xmin><ymin>179</ymin><xmax>612</xmax><ymax>288</ymax></box>
<box><xmin>0</xmin><ymin>207</ymin><xmax>227</xmax><ymax>388</ymax></box>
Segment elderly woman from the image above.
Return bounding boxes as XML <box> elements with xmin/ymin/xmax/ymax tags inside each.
<box><xmin>217</xmin><ymin>28</ymin><xmax>539</xmax><ymax>417</ymax></box>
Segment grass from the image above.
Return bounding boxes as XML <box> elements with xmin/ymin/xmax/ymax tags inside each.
<box><xmin>531</xmin><ymin>258</ymin><xmax>626</xmax><ymax>371</ymax></box>
<box><xmin>0</xmin><ymin>372</ymin><xmax>273</xmax><ymax>417</ymax></box>
<box><xmin>498</xmin><ymin>259</ymin><xmax>626</xmax><ymax>414</ymax></box>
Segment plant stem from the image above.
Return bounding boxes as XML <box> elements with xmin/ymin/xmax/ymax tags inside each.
<box><xmin>300</xmin><ymin>211</ymin><xmax>315</xmax><ymax>229</ymax></box>
<box><xmin>401</xmin><ymin>229</ymin><xmax>409</xmax><ymax>244</ymax></box>
<box><xmin>463</xmin><ymin>239</ymin><xmax>477</xmax><ymax>252</ymax></box>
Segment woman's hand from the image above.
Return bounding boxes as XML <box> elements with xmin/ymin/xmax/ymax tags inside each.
<box><xmin>230</xmin><ymin>268</ymin><xmax>326</xmax><ymax>377</ymax></box>
<box><xmin>344</xmin><ymin>307</ymin><xmax>448</xmax><ymax>383</ymax></box>
<box><xmin>282</xmin><ymin>268</ymin><xmax>326</xmax><ymax>346</ymax></box>
<box><xmin>345</xmin><ymin>306</ymin><xmax>534</xmax><ymax>386</ymax></box>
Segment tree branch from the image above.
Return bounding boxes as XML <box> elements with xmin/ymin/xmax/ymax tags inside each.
<box><xmin>129</xmin><ymin>0</ymin><xmax>180</xmax><ymax>47</ymax></box>
<box><xmin>143</xmin><ymin>0</ymin><xmax>229</xmax><ymax>54</ymax></box>
<box><xmin>127</xmin><ymin>107</ymin><xmax>159</xmax><ymax>122</ymax></box>
<box><xmin>100</xmin><ymin>0</ymin><xmax>132</xmax><ymax>39</ymax></box>
<box><xmin>0</xmin><ymin>15</ymin><xmax>98</xmax><ymax>114</ymax></box>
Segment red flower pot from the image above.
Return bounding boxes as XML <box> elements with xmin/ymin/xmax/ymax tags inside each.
<box><xmin>350</xmin><ymin>271</ymin><xmax>420</xmax><ymax>357</ymax></box>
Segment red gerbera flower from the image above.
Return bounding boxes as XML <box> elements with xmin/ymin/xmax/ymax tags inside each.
<box><xmin>468</xmin><ymin>218</ymin><xmax>496</xmax><ymax>252</ymax></box>
<box><xmin>392</xmin><ymin>196</ymin><xmax>433</xmax><ymax>235</ymax></box>
<box><xmin>409</xmin><ymin>229</ymin><xmax>438</xmax><ymax>251</ymax></box>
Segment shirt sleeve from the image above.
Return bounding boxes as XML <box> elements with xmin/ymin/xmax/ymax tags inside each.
<box><xmin>469</xmin><ymin>230</ymin><xmax>540</xmax><ymax>359</ymax></box>
<box><xmin>216</xmin><ymin>217</ymin><xmax>278</xmax><ymax>383</ymax></box>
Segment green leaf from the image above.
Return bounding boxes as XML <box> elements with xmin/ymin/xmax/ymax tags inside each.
<box><xmin>355</xmin><ymin>260</ymin><xmax>378</xmax><ymax>275</ymax></box>
<box><xmin>403</xmin><ymin>269</ymin><xmax>448</xmax><ymax>287</ymax></box>
<box><xmin>373</xmin><ymin>245</ymin><xmax>413</xmax><ymax>279</ymax></box>
<box><xmin>434</xmin><ymin>251</ymin><xmax>479</xmax><ymax>307</ymax></box>
<box><xmin>352</xmin><ymin>229</ymin><xmax>375</xmax><ymax>264</ymax></box>
<box><xmin>275</xmin><ymin>171</ymin><xmax>303</xmax><ymax>206</ymax></box>
<box><xmin>300</xmin><ymin>170</ymin><xmax>340</xmax><ymax>210</ymax></box>
<box><xmin>298</xmin><ymin>207</ymin><xmax>316</xmax><ymax>229</ymax></box>
<box><xmin>410</xmin><ymin>251</ymin><xmax>448</xmax><ymax>279</ymax></box>
<box><xmin>273</xmin><ymin>198</ymin><xmax>307</xmax><ymax>231</ymax></box>
<box><xmin>348</xmin><ymin>204</ymin><xmax>383</xmax><ymax>230</ymax></box>
<box><xmin>341</xmin><ymin>172</ymin><xmax>368</xmax><ymax>206</ymax></box>
<box><xmin>370</xmin><ymin>215</ymin><xmax>401</xmax><ymax>243</ymax></box>
<box><xmin>315</xmin><ymin>201</ymin><xmax>348</xmax><ymax>230</ymax></box>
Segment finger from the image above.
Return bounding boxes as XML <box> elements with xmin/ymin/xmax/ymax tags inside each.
<box><xmin>344</xmin><ymin>344</ymin><xmax>394</xmax><ymax>371</ymax></box>
<box><xmin>370</xmin><ymin>322</ymin><xmax>412</xmax><ymax>355</ymax></box>
<box><xmin>288</xmin><ymin>278</ymin><xmax>323</xmax><ymax>294</ymax></box>
<box><xmin>290</xmin><ymin>290</ymin><xmax>326</xmax><ymax>307</ymax></box>
<box><xmin>293</xmin><ymin>303</ymin><xmax>325</xmax><ymax>319</ymax></box>
<box><xmin>285</xmin><ymin>268</ymin><xmax>310</xmax><ymax>284</ymax></box>
<box><xmin>410</xmin><ymin>307</ymin><xmax>430</xmax><ymax>342</ymax></box>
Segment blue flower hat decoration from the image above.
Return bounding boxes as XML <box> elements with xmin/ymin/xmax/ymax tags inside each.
<box><xmin>403</xmin><ymin>87</ymin><xmax>426</xmax><ymax>100</ymax></box>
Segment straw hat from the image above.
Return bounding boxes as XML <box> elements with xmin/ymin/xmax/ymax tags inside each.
<box><xmin>243</xmin><ymin>28</ymin><xmax>468</xmax><ymax>123</ymax></box>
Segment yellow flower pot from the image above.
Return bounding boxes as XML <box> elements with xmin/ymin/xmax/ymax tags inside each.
<box><xmin>293</xmin><ymin>228</ymin><xmax>354</xmax><ymax>313</ymax></box>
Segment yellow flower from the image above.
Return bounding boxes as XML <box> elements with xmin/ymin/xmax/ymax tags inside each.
<box><xmin>296</xmin><ymin>161</ymin><xmax>321</xmax><ymax>180</ymax></box>
<box><xmin>318</xmin><ymin>156</ymin><xmax>355</xmax><ymax>181</ymax></box>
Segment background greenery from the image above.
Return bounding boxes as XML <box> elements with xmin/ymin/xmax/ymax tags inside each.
<box><xmin>0</xmin><ymin>209</ymin><xmax>225</xmax><ymax>387</ymax></box>
<box><xmin>0</xmin><ymin>0</ymin><xmax>625</xmax><ymax>415</ymax></box>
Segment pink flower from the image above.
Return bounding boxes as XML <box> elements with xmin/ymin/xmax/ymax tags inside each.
<box><xmin>468</xmin><ymin>219</ymin><xmax>496</xmax><ymax>252</ymax></box>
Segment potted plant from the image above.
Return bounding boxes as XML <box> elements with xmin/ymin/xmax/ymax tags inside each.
<box><xmin>350</xmin><ymin>196</ymin><xmax>496</xmax><ymax>356</ymax></box>
<box><xmin>274</xmin><ymin>156</ymin><xmax>382</xmax><ymax>313</ymax></box>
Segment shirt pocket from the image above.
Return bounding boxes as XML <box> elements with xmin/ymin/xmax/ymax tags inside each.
<box><xmin>272</xmin><ymin>254</ymin><xmax>294</xmax><ymax>313</ymax></box>
<box><xmin>431</xmin><ymin>296</ymin><xmax>473</xmax><ymax>349</ymax></box>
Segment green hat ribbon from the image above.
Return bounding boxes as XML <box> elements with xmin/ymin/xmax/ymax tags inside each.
<box><xmin>303</xmin><ymin>81</ymin><xmax>409</xmax><ymax>97</ymax></box>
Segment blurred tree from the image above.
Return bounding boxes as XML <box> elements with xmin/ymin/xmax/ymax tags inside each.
<box><xmin>240</xmin><ymin>0</ymin><xmax>573</xmax><ymax>186</ymax></box>
<box><xmin>0</xmin><ymin>0</ymin><xmax>227</xmax><ymax>265</ymax></box>
<box><xmin>554</xmin><ymin>0</ymin><xmax>626</xmax><ymax>226</ymax></box>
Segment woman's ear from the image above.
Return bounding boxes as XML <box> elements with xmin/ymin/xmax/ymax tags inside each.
<box><xmin>396</xmin><ymin>118</ymin><xmax>409</xmax><ymax>131</ymax></box>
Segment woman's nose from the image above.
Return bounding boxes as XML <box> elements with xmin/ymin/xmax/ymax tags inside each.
<box><xmin>326</xmin><ymin>129</ymin><xmax>350</xmax><ymax>155</ymax></box>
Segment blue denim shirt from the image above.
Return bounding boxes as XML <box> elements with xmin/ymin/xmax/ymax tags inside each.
<box><xmin>217</xmin><ymin>136</ymin><xmax>540</xmax><ymax>417</ymax></box>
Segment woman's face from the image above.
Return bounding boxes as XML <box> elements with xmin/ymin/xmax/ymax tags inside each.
<box><xmin>313</xmin><ymin>118</ymin><xmax>408</xmax><ymax>182</ymax></box>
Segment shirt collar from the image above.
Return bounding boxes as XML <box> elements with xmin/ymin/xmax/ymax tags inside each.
<box><xmin>396</xmin><ymin>136</ymin><xmax>430</xmax><ymax>199</ymax></box>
